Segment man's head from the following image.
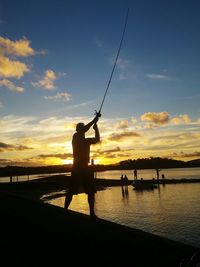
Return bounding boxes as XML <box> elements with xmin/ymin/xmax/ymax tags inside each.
<box><xmin>76</xmin><ymin>122</ymin><xmax>85</xmax><ymax>133</ymax></box>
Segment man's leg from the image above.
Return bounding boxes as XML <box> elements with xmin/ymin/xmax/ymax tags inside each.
<box><xmin>64</xmin><ymin>191</ymin><xmax>73</xmax><ymax>209</ymax></box>
<box><xmin>88</xmin><ymin>193</ymin><xmax>96</xmax><ymax>216</ymax></box>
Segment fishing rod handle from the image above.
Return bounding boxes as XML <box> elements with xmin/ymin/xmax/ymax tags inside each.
<box><xmin>94</xmin><ymin>110</ymin><xmax>102</xmax><ymax>117</ymax></box>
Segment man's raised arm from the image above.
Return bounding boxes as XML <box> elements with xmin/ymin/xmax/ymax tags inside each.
<box><xmin>83</xmin><ymin>113</ymin><xmax>101</xmax><ymax>133</ymax></box>
<box><xmin>93</xmin><ymin>123</ymin><xmax>100</xmax><ymax>143</ymax></box>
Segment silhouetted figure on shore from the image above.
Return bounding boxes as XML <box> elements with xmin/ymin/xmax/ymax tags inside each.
<box><xmin>161</xmin><ymin>174</ymin><xmax>165</xmax><ymax>179</ymax></box>
<box><xmin>134</xmin><ymin>169</ymin><xmax>138</xmax><ymax>180</ymax></box>
<box><xmin>124</xmin><ymin>175</ymin><xmax>129</xmax><ymax>186</ymax></box>
<box><xmin>156</xmin><ymin>168</ymin><xmax>161</xmax><ymax>180</ymax></box>
<box><xmin>64</xmin><ymin>113</ymin><xmax>101</xmax><ymax>218</ymax></box>
<box><xmin>120</xmin><ymin>174</ymin><xmax>124</xmax><ymax>186</ymax></box>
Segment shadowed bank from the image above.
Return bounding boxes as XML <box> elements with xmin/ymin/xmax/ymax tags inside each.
<box><xmin>0</xmin><ymin>192</ymin><xmax>198</xmax><ymax>267</ymax></box>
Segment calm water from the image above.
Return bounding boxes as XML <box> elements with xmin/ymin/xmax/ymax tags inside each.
<box><xmin>2</xmin><ymin>167</ymin><xmax>200</xmax><ymax>247</ymax></box>
<box><xmin>42</xmin><ymin>168</ymin><xmax>200</xmax><ymax>248</ymax></box>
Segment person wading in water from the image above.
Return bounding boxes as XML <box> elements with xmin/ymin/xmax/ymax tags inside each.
<box><xmin>64</xmin><ymin>113</ymin><xmax>101</xmax><ymax>218</ymax></box>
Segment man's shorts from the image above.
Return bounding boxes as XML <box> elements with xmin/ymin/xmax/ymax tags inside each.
<box><xmin>67</xmin><ymin>165</ymin><xmax>96</xmax><ymax>195</ymax></box>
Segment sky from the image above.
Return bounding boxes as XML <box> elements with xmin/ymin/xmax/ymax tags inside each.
<box><xmin>0</xmin><ymin>0</ymin><xmax>200</xmax><ymax>167</ymax></box>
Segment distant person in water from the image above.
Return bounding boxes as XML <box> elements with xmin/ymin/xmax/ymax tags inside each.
<box><xmin>134</xmin><ymin>169</ymin><xmax>138</xmax><ymax>180</ymax></box>
<box><xmin>64</xmin><ymin>113</ymin><xmax>101</xmax><ymax>218</ymax></box>
<box><xmin>120</xmin><ymin>174</ymin><xmax>124</xmax><ymax>186</ymax></box>
<box><xmin>156</xmin><ymin>168</ymin><xmax>161</xmax><ymax>180</ymax></box>
<box><xmin>124</xmin><ymin>175</ymin><xmax>129</xmax><ymax>186</ymax></box>
<box><xmin>161</xmin><ymin>174</ymin><xmax>165</xmax><ymax>179</ymax></box>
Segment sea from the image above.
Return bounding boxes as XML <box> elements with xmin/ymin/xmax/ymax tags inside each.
<box><xmin>1</xmin><ymin>167</ymin><xmax>200</xmax><ymax>248</ymax></box>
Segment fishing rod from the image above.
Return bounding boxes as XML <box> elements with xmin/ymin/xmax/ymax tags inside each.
<box><xmin>95</xmin><ymin>8</ymin><xmax>130</xmax><ymax>117</ymax></box>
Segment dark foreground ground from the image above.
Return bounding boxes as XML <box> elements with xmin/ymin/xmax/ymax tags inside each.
<box><xmin>0</xmin><ymin>192</ymin><xmax>199</xmax><ymax>267</ymax></box>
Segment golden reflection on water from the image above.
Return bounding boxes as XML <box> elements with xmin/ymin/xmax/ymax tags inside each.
<box><xmin>46</xmin><ymin>182</ymin><xmax>200</xmax><ymax>247</ymax></box>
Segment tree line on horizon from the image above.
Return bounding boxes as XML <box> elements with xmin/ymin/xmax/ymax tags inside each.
<box><xmin>0</xmin><ymin>157</ymin><xmax>200</xmax><ymax>177</ymax></box>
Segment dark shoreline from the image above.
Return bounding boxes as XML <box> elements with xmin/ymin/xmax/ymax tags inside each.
<box><xmin>0</xmin><ymin>191</ymin><xmax>198</xmax><ymax>267</ymax></box>
<box><xmin>1</xmin><ymin>175</ymin><xmax>200</xmax><ymax>266</ymax></box>
<box><xmin>1</xmin><ymin>157</ymin><xmax>200</xmax><ymax>178</ymax></box>
<box><xmin>1</xmin><ymin>174</ymin><xmax>200</xmax><ymax>189</ymax></box>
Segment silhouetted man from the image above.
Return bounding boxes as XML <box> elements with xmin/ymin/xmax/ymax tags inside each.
<box><xmin>134</xmin><ymin>169</ymin><xmax>137</xmax><ymax>180</ymax></box>
<box><xmin>64</xmin><ymin>113</ymin><xmax>101</xmax><ymax>217</ymax></box>
<box><xmin>156</xmin><ymin>168</ymin><xmax>161</xmax><ymax>180</ymax></box>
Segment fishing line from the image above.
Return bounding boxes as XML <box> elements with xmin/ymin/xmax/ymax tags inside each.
<box><xmin>95</xmin><ymin>8</ymin><xmax>130</xmax><ymax>116</ymax></box>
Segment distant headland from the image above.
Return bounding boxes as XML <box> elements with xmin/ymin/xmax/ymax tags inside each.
<box><xmin>0</xmin><ymin>157</ymin><xmax>200</xmax><ymax>177</ymax></box>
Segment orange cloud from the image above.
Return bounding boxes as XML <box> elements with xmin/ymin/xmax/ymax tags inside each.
<box><xmin>141</xmin><ymin>111</ymin><xmax>170</xmax><ymax>125</ymax></box>
<box><xmin>131</xmin><ymin>116</ymin><xmax>137</xmax><ymax>124</ymax></box>
<box><xmin>92</xmin><ymin>146</ymin><xmax>134</xmax><ymax>160</ymax></box>
<box><xmin>170</xmin><ymin>151</ymin><xmax>200</xmax><ymax>158</ymax></box>
<box><xmin>32</xmin><ymin>69</ymin><xmax>57</xmax><ymax>89</ymax></box>
<box><xmin>108</xmin><ymin>131</ymin><xmax>140</xmax><ymax>141</ymax></box>
<box><xmin>34</xmin><ymin>153</ymin><xmax>73</xmax><ymax>160</ymax></box>
<box><xmin>0</xmin><ymin>36</ymin><xmax>35</xmax><ymax>56</ymax></box>
<box><xmin>117</xmin><ymin>120</ymin><xmax>129</xmax><ymax>129</ymax></box>
<box><xmin>0</xmin><ymin>142</ymin><xmax>32</xmax><ymax>152</ymax></box>
<box><xmin>171</xmin><ymin>114</ymin><xmax>191</xmax><ymax>124</ymax></box>
<box><xmin>0</xmin><ymin>54</ymin><xmax>29</xmax><ymax>78</ymax></box>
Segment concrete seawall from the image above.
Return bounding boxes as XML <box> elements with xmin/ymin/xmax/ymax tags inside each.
<box><xmin>0</xmin><ymin>192</ymin><xmax>197</xmax><ymax>267</ymax></box>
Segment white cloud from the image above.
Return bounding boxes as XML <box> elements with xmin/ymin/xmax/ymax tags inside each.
<box><xmin>58</xmin><ymin>72</ymin><xmax>67</xmax><ymax>77</ymax></box>
<box><xmin>146</xmin><ymin>74</ymin><xmax>171</xmax><ymax>80</ymax></box>
<box><xmin>44</xmin><ymin>92</ymin><xmax>72</xmax><ymax>101</ymax></box>
<box><xmin>119</xmin><ymin>73</ymin><xmax>128</xmax><ymax>80</ymax></box>
<box><xmin>116</xmin><ymin>57</ymin><xmax>130</xmax><ymax>70</ymax></box>
<box><xmin>32</xmin><ymin>70</ymin><xmax>57</xmax><ymax>90</ymax></box>
<box><xmin>0</xmin><ymin>79</ymin><xmax>24</xmax><ymax>92</ymax></box>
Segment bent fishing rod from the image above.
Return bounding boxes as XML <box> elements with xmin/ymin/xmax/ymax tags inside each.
<box><xmin>95</xmin><ymin>8</ymin><xmax>130</xmax><ymax>118</ymax></box>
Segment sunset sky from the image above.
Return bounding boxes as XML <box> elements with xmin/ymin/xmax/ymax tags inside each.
<box><xmin>0</xmin><ymin>0</ymin><xmax>200</xmax><ymax>167</ymax></box>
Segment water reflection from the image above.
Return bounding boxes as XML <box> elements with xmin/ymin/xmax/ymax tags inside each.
<box><xmin>121</xmin><ymin>184</ymin><xmax>129</xmax><ymax>202</ymax></box>
<box><xmin>44</xmin><ymin>183</ymin><xmax>200</xmax><ymax>247</ymax></box>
